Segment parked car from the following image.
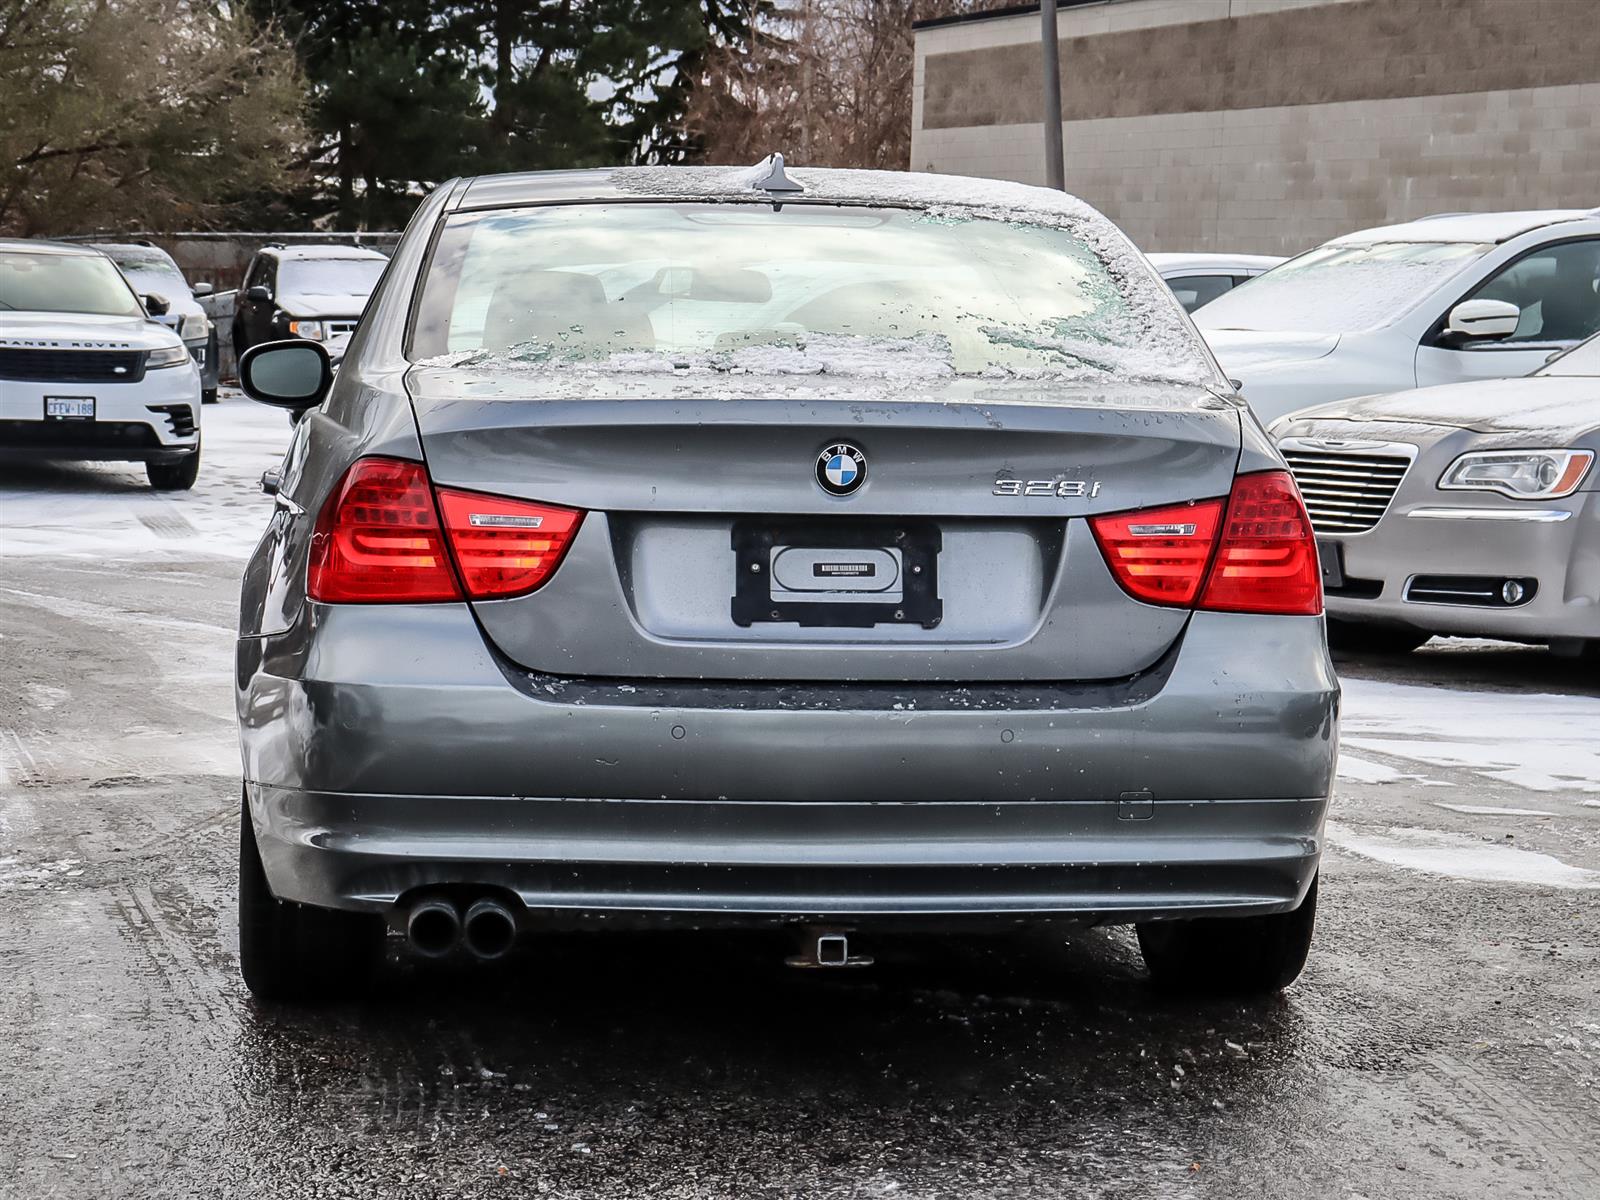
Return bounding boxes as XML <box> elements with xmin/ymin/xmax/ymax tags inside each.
<box><xmin>233</xmin><ymin>160</ymin><xmax>1336</xmax><ymax>1003</ymax></box>
<box><xmin>1197</xmin><ymin>209</ymin><xmax>1600</xmax><ymax>423</ymax></box>
<box><xmin>1273</xmin><ymin>332</ymin><xmax>1599</xmax><ymax>657</ymax></box>
<box><xmin>230</xmin><ymin>244</ymin><xmax>387</xmax><ymax>357</ymax></box>
<box><xmin>1147</xmin><ymin>252</ymin><xmax>1284</xmax><ymax>313</ymax></box>
<box><xmin>0</xmin><ymin>239</ymin><xmax>203</xmax><ymax>489</ymax></box>
<box><xmin>92</xmin><ymin>241</ymin><xmax>220</xmax><ymax>403</ymax></box>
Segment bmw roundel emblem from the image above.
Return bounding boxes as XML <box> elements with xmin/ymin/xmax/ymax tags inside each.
<box><xmin>816</xmin><ymin>442</ymin><xmax>866</xmax><ymax>496</ymax></box>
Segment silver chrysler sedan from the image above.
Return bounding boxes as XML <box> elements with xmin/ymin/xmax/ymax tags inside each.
<box><xmin>1274</xmin><ymin>332</ymin><xmax>1600</xmax><ymax>657</ymax></box>
<box><xmin>234</xmin><ymin>160</ymin><xmax>1338</xmax><ymax>1002</ymax></box>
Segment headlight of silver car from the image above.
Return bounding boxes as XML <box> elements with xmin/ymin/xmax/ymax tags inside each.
<box><xmin>1439</xmin><ymin>449</ymin><xmax>1594</xmax><ymax>500</ymax></box>
<box><xmin>176</xmin><ymin>313</ymin><xmax>209</xmax><ymax>341</ymax></box>
<box><xmin>145</xmin><ymin>344</ymin><xmax>192</xmax><ymax>370</ymax></box>
<box><xmin>288</xmin><ymin>319</ymin><xmax>327</xmax><ymax>341</ymax></box>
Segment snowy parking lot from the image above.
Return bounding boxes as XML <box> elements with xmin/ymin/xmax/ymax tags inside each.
<box><xmin>2</xmin><ymin>398</ymin><xmax>1597</xmax><ymax>1198</ymax></box>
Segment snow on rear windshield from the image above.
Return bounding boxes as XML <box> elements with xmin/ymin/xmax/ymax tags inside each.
<box><xmin>1196</xmin><ymin>241</ymin><xmax>1491</xmax><ymax>334</ymax></box>
<box><xmin>410</xmin><ymin>204</ymin><xmax>1215</xmax><ymax>385</ymax></box>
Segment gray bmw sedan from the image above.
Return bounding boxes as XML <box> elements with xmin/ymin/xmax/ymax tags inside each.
<box><xmin>234</xmin><ymin>162</ymin><xmax>1338</xmax><ymax>1002</ymax></box>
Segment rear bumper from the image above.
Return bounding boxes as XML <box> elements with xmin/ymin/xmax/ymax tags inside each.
<box><xmin>249</xmin><ymin>786</ymin><xmax>1323</xmax><ymax>924</ymax></box>
<box><xmin>238</xmin><ymin>605</ymin><xmax>1338</xmax><ymax>923</ymax></box>
<box><xmin>1324</xmin><ymin>493</ymin><xmax>1600</xmax><ymax>641</ymax></box>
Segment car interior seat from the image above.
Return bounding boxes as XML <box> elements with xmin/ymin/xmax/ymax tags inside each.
<box><xmin>483</xmin><ymin>270</ymin><xmax>655</xmax><ymax>354</ymax></box>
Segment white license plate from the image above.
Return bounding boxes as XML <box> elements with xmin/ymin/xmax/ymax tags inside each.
<box><xmin>45</xmin><ymin>396</ymin><xmax>95</xmax><ymax>420</ymax></box>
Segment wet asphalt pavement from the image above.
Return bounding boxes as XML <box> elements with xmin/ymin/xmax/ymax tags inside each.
<box><xmin>2</xmin><ymin>408</ymin><xmax>1598</xmax><ymax>1199</ymax></box>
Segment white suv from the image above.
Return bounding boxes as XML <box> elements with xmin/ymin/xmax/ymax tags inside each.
<box><xmin>0</xmin><ymin>239</ymin><xmax>203</xmax><ymax>489</ymax></box>
<box><xmin>1196</xmin><ymin>209</ymin><xmax>1600</xmax><ymax>424</ymax></box>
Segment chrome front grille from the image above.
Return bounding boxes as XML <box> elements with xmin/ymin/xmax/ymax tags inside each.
<box><xmin>1279</xmin><ymin>439</ymin><xmax>1416</xmax><ymax>534</ymax></box>
<box><xmin>327</xmin><ymin>319</ymin><xmax>359</xmax><ymax>338</ymax></box>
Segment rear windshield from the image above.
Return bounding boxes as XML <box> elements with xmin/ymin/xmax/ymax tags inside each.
<box><xmin>279</xmin><ymin>257</ymin><xmax>387</xmax><ymax>297</ymax></box>
<box><xmin>0</xmin><ymin>251</ymin><xmax>144</xmax><ymax>317</ymax></box>
<box><xmin>1538</xmin><ymin>331</ymin><xmax>1600</xmax><ymax>376</ymax></box>
<box><xmin>1197</xmin><ymin>240</ymin><xmax>1491</xmax><ymax>334</ymax></box>
<box><xmin>410</xmin><ymin>203</ymin><xmax>1215</xmax><ymax>384</ymax></box>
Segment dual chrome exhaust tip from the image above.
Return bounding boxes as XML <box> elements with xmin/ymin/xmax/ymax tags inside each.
<box><xmin>405</xmin><ymin>904</ymin><xmax>873</xmax><ymax>970</ymax></box>
<box><xmin>404</xmin><ymin>896</ymin><xmax>519</xmax><ymax>961</ymax></box>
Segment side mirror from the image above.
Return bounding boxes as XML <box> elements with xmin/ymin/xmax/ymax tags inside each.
<box><xmin>246</xmin><ymin>285</ymin><xmax>272</xmax><ymax>302</ymax></box>
<box><xmin>143</xmin><ymin>293</ymin><xmax>170</xmax><ymax>317</ymax></box>
<box><xmin>239</xmin><ymin>339</ymin><xmax>332</xmax><ymax>411</ymax></box>
<box><xmin>1444</xmin><ymin>298</ymin><xmax>1520</xmax><ymax>343</ymax></box>
<box><xmin>191</xmin><ymin>281</ymin><xmax>214</xmax><ymax>298</ymax></box>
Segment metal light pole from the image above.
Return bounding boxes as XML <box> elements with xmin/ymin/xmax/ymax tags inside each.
<box><xmin>1041</xmin><ymin>0</ymin><xmax>1065</xmax><ymax>190</ymax></box>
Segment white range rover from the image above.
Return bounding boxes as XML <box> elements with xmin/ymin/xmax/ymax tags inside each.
<box><xmin>0</xmin><ymin>239</ymin><xmax>203</xmax><ymax>489</ymax></box>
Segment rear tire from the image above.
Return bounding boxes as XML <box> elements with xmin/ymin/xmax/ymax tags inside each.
<box><xmin>201</xmin><ymin>387</ymin><xmax>218</xmax><ymax>405</ymax></box>
<box><xmin>238</xmin><ymin>794</ymin><xmax>384</xmax><ymax>1002</ymax></box>
<box><xmin>146</xmin><ymin>440</ymin><xmax>200</xmax><ymax>491</ymax></box>
<box><xmin>1137</xmin><ymin>875</ymin><xmax>1318</xmax><ymax>995</ymax></box>
<box><xmin>1326</xmin><ymin>618</ymin><xmax>1429</xmax><ymax>655</ymax></box>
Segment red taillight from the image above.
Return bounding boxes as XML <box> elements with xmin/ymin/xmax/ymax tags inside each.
<box><xmin>435</xmin><ymin>487</ymin><xmax>583</xmax><ymax>599</ymax></box>
<box><xmin>307</xmin><ymin>458</ymin><xmax>585</xmax><ymax>603</ymax></box>
<box><xmin>1199</xmin><ymin>470</ymin><xmax>1322</xmax><ymax>615</ymax></box>
<box><xmin>1091</xmin><ymin>470</ymin><xmax>1321</xmax><ymax>616</ymax></box>
<box><xmin>1088</xmin><ymin>498</ymin><xmax>1224</xmax><ymax>607</ymax></box>
<box><xmin>308</xmin><ymin>458</ymin><xmax>461</xmax><ymax>603</ymax></box>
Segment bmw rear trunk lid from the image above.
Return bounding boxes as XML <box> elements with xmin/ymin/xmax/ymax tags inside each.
<box><xmin>403</xmin><ymin>370</ymin><xmax>1243</xmax><ymax>682</ymax></box>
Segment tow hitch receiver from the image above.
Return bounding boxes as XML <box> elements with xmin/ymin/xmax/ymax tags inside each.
<box><xmin>785</xmin><ymin>929</ymin><xmax>874</xmax><ymax>969</ymax></box>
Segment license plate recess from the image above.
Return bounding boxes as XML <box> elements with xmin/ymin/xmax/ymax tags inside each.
<box><xmin>731</xmin><ymin>519</ymin><xmax>942</xmax><ymax>628</ymax></box>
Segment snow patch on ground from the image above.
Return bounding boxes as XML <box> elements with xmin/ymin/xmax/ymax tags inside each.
<box><xmin>1432</xmin><ymin>804</ymin><xmax>1555</xmax><ymax>817</ymax></box>
<box><xmin>0</xmin><ymin>856</ymin><xmax>84</xmax><ymax>891</ymax></box>
<box><xmin>0</xmin><ymin>396</ymin><xmax>289</xmax><ymax>561</ymax></box>
<box><xmin>1336</xmin><ymin>756</ymin><xmax>1411</xmax><ymax>784</ymax></box>
<box><xmin>1326</xmin><ymin>822</ymin><xmax>1600</xmax><ymax>889</ymax></box>
<box><xmin>1341</xmin><ymin>675</ymin><xmax>1600</xmax><ymax>795</ymax></box>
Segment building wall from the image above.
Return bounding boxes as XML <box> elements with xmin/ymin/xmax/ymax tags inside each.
<box><xmin>911</xmin><ymin>0</ymin><xmax>1600</xmax><ymax>254</ymax></box>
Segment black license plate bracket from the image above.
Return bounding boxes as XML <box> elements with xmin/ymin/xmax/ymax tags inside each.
<box><xmin>731</xmin><ymin>518</ymin><xmax>942</xmax><ymax>628</ymax></box>
<box><xmin>1316</xmin><ymin>539</ymin><xmax>1346</xmax><ymax>590</ymax></box>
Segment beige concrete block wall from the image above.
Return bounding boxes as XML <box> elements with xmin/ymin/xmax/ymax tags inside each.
<box><xmin>912</xmin><ymin>0</ymin><xmax>1600</xmax><ymax>255</ymax></box>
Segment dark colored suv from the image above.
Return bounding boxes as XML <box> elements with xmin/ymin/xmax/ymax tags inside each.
<box><xmin>231</xmin><ymin>244</ymin><xmax>388</xmax><ymax>357</ymax></box>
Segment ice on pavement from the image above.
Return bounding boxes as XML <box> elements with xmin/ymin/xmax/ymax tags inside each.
<box><xmin>1336</xmin><ymin>756</ymin><xmax>1412</xmax><ymax>784</ymax></box>
<box><xmin>0</xmin><ymin>396</ymin><xmax>290</xmax><ymax>561</ymax></box>
<box><xmin>1340</xmin><ymin>675</ymin><xmax>1600</xmax><ymax>795</ymax></box>
<box><xmin>1326</xmin><ymin>822</ymin><xmax>1600</xmax><ymax>890</ymax></box>
<box><xmin>1432</xmin><ymin>804</ymin><xmax>1555</xmax><ymax>817</ymax></box>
